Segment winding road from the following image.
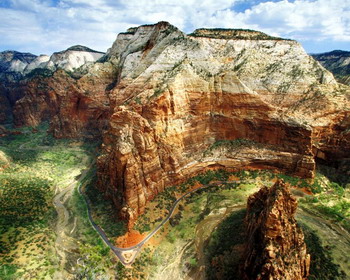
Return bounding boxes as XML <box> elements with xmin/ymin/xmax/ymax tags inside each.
<box><xmin>78</xmin><ymin>180</ymin><xmax>240</xmax><ymax>266</ymax></box>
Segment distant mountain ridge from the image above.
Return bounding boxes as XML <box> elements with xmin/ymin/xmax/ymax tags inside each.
<box><xmin>312</xmin><ymin>50</ymin><xmax>350</xmax><ymax>85</ymax></box>
<box><xmin>57</xmin><ymin>45</ymin><xmax>105</xmax><ymax>54</ymax></box>
<box><xmin>188</xmin><ymin>28</ymin><xmax>291</xmax><ymax>41</ymax></box>
<box><xmin>0</xmin><ymin>45</ymin><xmax>105</xmax><ymax>77</ymax></box>
<box><xmin>0</xmin><ymin>51</ymin><xmax>37</xmax><ymax>73</ymax></box>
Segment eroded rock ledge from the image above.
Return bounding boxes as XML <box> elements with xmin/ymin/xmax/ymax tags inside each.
<box><xmin>242</xmin><ymin>180</ymin><xmax>310</xmax><ymax>280</ymax></box>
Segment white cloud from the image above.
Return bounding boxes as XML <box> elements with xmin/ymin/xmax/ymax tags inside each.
<box><xmin>0</xmin><ymin>8</ymin><xmax>42</xmax><ymax>44</ymax></box>
<box><xmin>243</xmin><ymin>0</ymin><xmax>350</xmax><ymax>41</ymax></box>
<box><xmin>0</xmin><ymin>0</ymin><xmax>349</xmax><ymax>54</ymax></box>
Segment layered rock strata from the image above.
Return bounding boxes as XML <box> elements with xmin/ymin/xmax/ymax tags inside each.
<box><xmin>242</xmin><ymin>180</ymin><xmax>310</xmax><ymax>280</ymax></box>
<box><xmin>96</xmin><ymin>22</ymin><xmax>349</xmax><ymax>228</ymax></box>
<box><xmin>13</xmin><ymin>66</ymin><xmax>114</xmax><ymax>138</ymax></box>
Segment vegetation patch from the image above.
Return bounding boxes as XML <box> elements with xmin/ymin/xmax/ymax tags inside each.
<box><xmin>24</xmin><ymin>68</ymin><xmax>54</xmax><ymax>79</ymax></box>
<box><xmin>0</xmin><ymin>122</ymin><xmax>92</xmax><ymax>279</ymax></box>
<box><xmin>300</xmin><ymin>223</ymin><xmax>347</xmax><ymax>280</ymax></box>
<box><xmin>205</xmin><ymin>209</ymin><xmax>246</xmax><ymax>280</ymax></box>
<box><xmin>0</xmin><ymin>175</ymin><xmax>52</xmax><ymax>234</ymax></box>
<box><xmin>84</xmin><ymin>171</ymin><xmax>127</xmax><ymax>240</ymax></box>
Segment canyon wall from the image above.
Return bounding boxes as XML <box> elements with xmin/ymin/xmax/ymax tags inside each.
<box><xmin>0</xmin><ymin>46</ymin><xmax>108</xmax><ymax>137</ymax></box>
<box><xmin>12</xmin><ymin>65</ymin><xmax>114</xmax><ymax>138</ymax></box>
<box><xmin>96</xmin><ymin>22</ymin><xmax>349</xmax><ymax>227</ymax></box>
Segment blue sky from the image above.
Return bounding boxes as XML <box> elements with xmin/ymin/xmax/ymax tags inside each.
<box><xmin>0</xmin><ymin>0</ymin><xmax>349</xmax><ymax>55</ymax></box>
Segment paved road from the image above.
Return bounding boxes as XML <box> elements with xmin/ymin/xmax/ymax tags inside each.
<box><xmin>78</xmin><ymin>180</ymin><xmax>240</xmax><ymax>266</ymax></box>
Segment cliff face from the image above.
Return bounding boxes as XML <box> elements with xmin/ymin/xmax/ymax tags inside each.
<box><xmin>96</xmin><ymin>22</ymin><xmax>349</xmax><ymax>228</ymax></box>
<box><xmin>242</xmin><ymin>180</ymin><xmax>310</xmax><ymax>280</ymax></box>
<box><xmin>0</xmin><ymin>79</ymin><xmax>26</xmax><ymax>124</ymax></box>
<box><xmin>13</xmin><ymin>64</ymin><xmax>114</xmax><ymax>138</ymax></box>
<box><xmin>0</xmin><ymin>51</ymin><xmax>37</xmax><ymax>124</ymax></box>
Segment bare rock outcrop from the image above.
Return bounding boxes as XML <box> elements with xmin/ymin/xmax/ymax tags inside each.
<box><xmin>0</xmin><ymin>46</ymin><xmax>106</xmax><ymax>133</ymax></box>
<box><xmin>242</xmin><ymin>180</ymin><xmax>310</xmax><ymax>280</ymax></box>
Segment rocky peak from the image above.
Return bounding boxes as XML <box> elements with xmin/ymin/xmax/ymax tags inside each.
<box><xmin>0</xmin><ymin>44</ymin><xmax>105</xmax><ymax>77</ymax></box>
<box><xmin>242</xmin><ymin>180</ymin><xmax>310</xmax><ymax>280</ymax></box>
<box><xmin>106</xmin><ymin>21</ymin><xmax>183</xmax><ymax>65</ymax></box>
<box><xmin>45</xmin><ymin>45</ymin><xmax>105</xmax><ymax>72</ymax></box>
<box><xmin>64</xmin><ymin>45</ymin><xmax>104</xmax><ymax>53</ymax></box>
<box><xmin>0</xmin><ymin>51</ymin><xmax>37</xmax><ymax>64</ymax></box>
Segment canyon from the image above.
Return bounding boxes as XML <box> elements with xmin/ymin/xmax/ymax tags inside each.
<box><xmin>97</xmin><ymin>22</ymin><xmax>349</xmax><ymax>228</ymax></box>
<box><xmin>1</xmin><ymin>21</ymin><xmax>350</xmax><ymax>228</ymax></box>
<box><xmin>1</xmin><ymin>21</ymin><xmax>350</xmax><ymax>280</ymax></box>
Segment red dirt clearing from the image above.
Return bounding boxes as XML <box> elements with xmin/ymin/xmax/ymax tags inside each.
<box><xmin>115</xmin><ymin>230</ymin><xmax>147</xmax><ymax>248</ymax></box>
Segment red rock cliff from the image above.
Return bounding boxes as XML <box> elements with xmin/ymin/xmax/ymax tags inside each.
<box><xmin>97</xmin><ymin>22</ymin><xmax>345</xmax><ymax>228</ymax></box>
<box><xmin>13</xmin><ymin>66</ymin><xmax>115</xmax><ymax>138</ymax></box>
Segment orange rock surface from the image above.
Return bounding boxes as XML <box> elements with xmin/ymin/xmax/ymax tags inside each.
<box><xmin>115</xmin><ymin>230</ymin><xmax>146</xmax><ymax>248</ymax></box>
<box><xmin>12</xmin><ymin>69</ymin><xmax>114</xmax><ymax>138</ymax></box>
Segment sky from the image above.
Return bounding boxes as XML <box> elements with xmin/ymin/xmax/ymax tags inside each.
<box><xmin>0</xmin><ymin>0</ymin><xmax>349</xmax><ymax>55</ymax></box>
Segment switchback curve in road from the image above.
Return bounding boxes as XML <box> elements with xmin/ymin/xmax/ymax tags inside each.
<box><xmin>78</xmin><ymin>180</ymin><xmax>240</xmax><ymax>266</ymax></box>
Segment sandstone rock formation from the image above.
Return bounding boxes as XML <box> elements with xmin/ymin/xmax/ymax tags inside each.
<box><xmin>95</xmin><ymin>22</ymin><xmax>350</xmax><ymax>228</ymax></box>
<box><xmin>242</xmin><ymin>180</ymin><xmax>310</xmax><ymax>280</ymax></box>
<box><xmin>1</xmin><ymin>22</ymin><xmax>350</xmax><ymax>228</ymax></box>
<box><xmin>34</xmin><ymin>45</ymin><xmax>104</xmax><ymax>74</ymax></box>
<box><xmin>0</xmin><ymin>51</ymin><xmax>37</xmax><ymax>74</ymax></box>
<box><xmin>12</xmin><ymin>66</ymin><xmax>114</xmax><ymax>138</ymax></box>
<box><xmin>0</xmin><ymin>45</ymin><xmax>104</xmax><ymax>76</ymax></box>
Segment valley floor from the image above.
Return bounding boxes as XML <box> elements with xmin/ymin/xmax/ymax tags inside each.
<box><xmin>0</xmin><ymin>124</ymin><xmax>349</xmax><ymax>280</ymax></box>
